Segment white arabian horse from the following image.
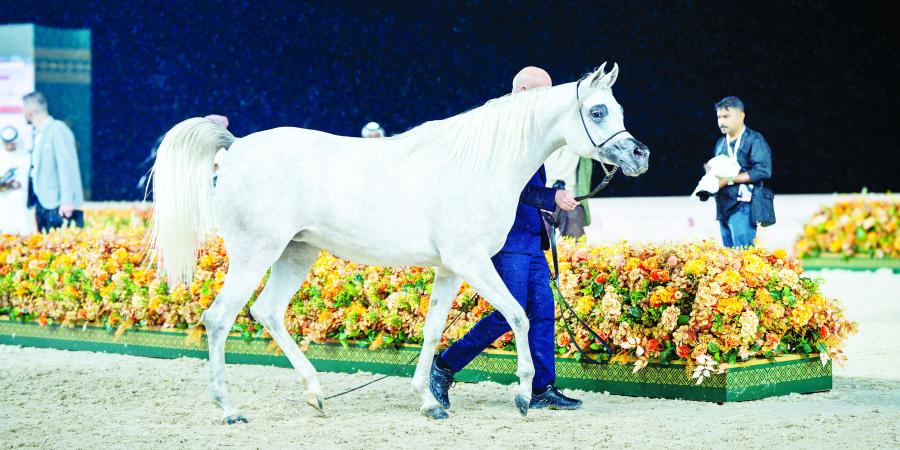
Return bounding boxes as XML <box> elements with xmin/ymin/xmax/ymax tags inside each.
<box><xmin>147</xmin><ymin>63</ymin><xmax>649</xmax><ymax>423</ymax></box>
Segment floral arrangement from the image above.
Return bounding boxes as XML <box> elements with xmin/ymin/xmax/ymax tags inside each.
<box><xmin>1</xmin><ymin>209</ymin><xmax>856</xmax><ymax>380</ymax></box>
<box><xmin>551</xmin><ymin>239</ymin><xmax>854</xmax><ymax>379</ymax></box>
<box><xmin>795</xmin><ymin>195</ymin><xmax>900</xmax><ymax>258</ymax></box>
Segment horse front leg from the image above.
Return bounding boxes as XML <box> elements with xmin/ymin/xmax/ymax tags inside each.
<box><xmin>412</xmin><ymin>268</ymin><xmax>462</xmax><ymax>419</ymax></box>
<box><xmin>445</xmin><ymin>256</ymin><xmax>534</xmax><ymax>417</ymax></box>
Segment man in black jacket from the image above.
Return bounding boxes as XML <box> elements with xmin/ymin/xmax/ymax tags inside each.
<box><xmin>708</xmin><ymin>96</ymin><xmax>773</xmax><ymax>248</ymax></box>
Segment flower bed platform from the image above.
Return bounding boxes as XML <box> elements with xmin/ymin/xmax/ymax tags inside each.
<box><xmin>0</xmin><ymin>320</ymin><xmax>831</xmax><ymax>403</ymax></box>
<box><xmin>801</xmin><ymin>254</ymin><xmax>900</xmax><ymax>273</ymax></box>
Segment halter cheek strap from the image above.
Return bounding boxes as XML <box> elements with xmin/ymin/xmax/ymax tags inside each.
<box><xmin>573</xmin><ymin>78</ymin><xmax>624</xmax><ymax>201</ymax></box>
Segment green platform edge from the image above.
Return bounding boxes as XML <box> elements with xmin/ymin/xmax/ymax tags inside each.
<box><xmin>801</xmin><ymin>254</ymin><xmax>900</xmax><ymax>273</ymax></box>
<box><xmin>0</xmin><ymin>320</ymin><xmax>831</xmax><ymax>402</ymax></box>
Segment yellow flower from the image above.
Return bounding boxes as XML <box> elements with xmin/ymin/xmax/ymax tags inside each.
<box><xmin>683</xmin><ymin>259</ymin><xmax>706</xmax><ymax>276</ymax></box>
<box><xmin>575</xmin><ymin>296</ymin><xmax>595</xmax><ymax>315</ymax></box>
<box><xmin>112</xmin><ymin>248</ymin><xmax>129</xmax><ymax>264</ymax></box>
<box><xmin>100</xmin><ymin>284</ymin><xmax>114</xmax><ymax>299</ymax></box>
<box><xmin>716</xmin><ymin>297</ymin><xmax>744</xmax><ymax>317</ymax></box>
<box><xmin>199</xmin><ymin>254</ymin><xmax>216</xmax><ymax>270</ymax></box>
<box><xmin>349</xmin><ymin>301</ymin><xmax>368</xmax><ymax>317</ymax></box>
<box><xmin>624</xmin><ymin>258</ymin><xmax>641</xmax><ymax>272</ymax></box>
<box><xmin>714</xmin><ymin>269</ymin><xmax>743</xmax><ymax>292</ymax></box>
<box><xmin>755</xmin><ymin>288</ymin><xmax>774</xmax><ymax>305</ymax></box>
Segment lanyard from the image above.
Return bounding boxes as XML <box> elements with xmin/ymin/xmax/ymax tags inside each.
<box><xmin>726</xmin><ymin>126</ymin><xmax>745</xmax><ymax>160</ymax></box>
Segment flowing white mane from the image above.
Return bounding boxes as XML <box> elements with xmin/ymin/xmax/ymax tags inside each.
<box><xmin>388</xmin><ymin>86</ymin><xmax>553</xmax><ymax>171</ymax></box>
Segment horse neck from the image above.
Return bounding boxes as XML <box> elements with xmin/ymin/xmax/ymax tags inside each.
<box><xmin>489</xmin><ymin>82</ymin><xmax>577</xmax><ymax>195</ymax></box>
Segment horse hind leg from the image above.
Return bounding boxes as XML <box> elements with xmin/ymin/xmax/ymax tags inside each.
<box><xmin>248</xmin><ymin>241</ymin><xmax>325</xmax><ymax>414</ymax></box>
<box><xmin>202</xmin><ymin>239</ymin><xmax>286</xmax><ymax>424</ymax></box>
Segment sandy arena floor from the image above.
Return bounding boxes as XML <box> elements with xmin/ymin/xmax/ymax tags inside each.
<box><xmin>1</xmin><ymin>269</ymin><xmax>898</xmax><ymax>449</ymax></box>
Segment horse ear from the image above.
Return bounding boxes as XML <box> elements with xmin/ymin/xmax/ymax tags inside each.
<box><xmin>605</xmin><ymin>63</ymin><xmax>619</xmax><ymax>87</ymax></box>
<box><xmin>589</xmin><ymin>62</ymin><xmax>608</xmax><ymax>86</ymax></box>
<box><xmin>590</xmin><ymin>62</ymin><xmax>619</xmax><ymax>88</ymax></box>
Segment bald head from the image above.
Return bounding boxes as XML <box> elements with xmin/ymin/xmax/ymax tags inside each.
<box><xmin>512</xmin><ymin>66</ymin><xmax>552</xmax><ymax>93</ymax></box>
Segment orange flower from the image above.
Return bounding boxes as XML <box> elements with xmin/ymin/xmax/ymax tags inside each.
<box><xmin>764</xmin><ymin>332</ymin><xmax>780</xmax><ymax>348</ymax></box>
<box><xmin>648</xmin><ymin>286</ymin><xmax>676</xmax><ymax>307</ymax></box>
<box><xmin>649</xmin><ymin>269</ymin><xmax>670</xmax><ymax>283</ymax></box>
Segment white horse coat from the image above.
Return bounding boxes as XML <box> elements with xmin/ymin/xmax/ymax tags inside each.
<box><xmin>148</xmin><ymin>64</ymin><xmax>649</xmax><ymax>422</ymax></box>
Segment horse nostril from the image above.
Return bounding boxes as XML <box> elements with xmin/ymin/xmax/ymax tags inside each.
<box><xmin>633</xmin><ymin>148</ymin><xmax>645</xmax><ymax>159</ymax></box>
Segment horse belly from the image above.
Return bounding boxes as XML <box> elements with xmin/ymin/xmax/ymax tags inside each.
<box><xmin>298</xmin><ymin>227</ymin><xmax>441</xmax><ymax>268</ymax></box>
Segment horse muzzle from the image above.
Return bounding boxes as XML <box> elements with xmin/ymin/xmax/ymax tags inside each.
<box><xmin>612</xmin><ymin>138</ymin><xmax>649</xmax><ymax>177</ymax></box>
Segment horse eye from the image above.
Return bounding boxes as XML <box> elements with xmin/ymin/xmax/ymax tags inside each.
<box><xmin>589</xmin><ymin>105</ymin><xmax>607</xmax><ymax>122</ymax></box>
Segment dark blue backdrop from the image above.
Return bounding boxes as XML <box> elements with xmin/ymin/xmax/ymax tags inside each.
<box><xmin>2</xmin><ymin>0</ymin><xmax>898</xmax><ymax>200</ymax></box>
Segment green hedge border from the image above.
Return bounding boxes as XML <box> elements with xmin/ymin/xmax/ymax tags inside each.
<box><xmin>801</xmin><ymin>254</ymin><xmax>900</xmax><ymax>273</ymax></box>
<box><xmin>0</xmin><ymin>320</ymin><xmax>831</xmax><ymax>402</ymax></box>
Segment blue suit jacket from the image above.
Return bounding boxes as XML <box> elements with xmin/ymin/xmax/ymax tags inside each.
<box><xmin>500</xmin><ymin>166</ymin><xmax>558</xmax><ymax>253</ymax></box>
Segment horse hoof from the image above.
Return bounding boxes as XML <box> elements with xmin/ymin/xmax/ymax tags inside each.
<box><xmin>306</xmin><ymin>393</ymin><xmax>325</xmax><ymax>415</ymax></box>
<box><xmin>224</xmin><ymin>414</ymin><xmax>249</xmax><ymax>425</ymax></box>
<box><xmin>514</xmin><ymin>394</ymin><xmax>530</xmax><ymax>417</ymax></box>
<box><xmin>420</xmin><ymin>405</ymin><xmax>449</xmax><ymax>420</ymax></box>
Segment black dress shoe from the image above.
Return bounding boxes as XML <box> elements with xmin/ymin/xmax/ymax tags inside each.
<box><xmin>429</xmin><ymin>355</ymin><xmax>455</xmax><ymax>409</ymax></box>
<box><xmin>529</xmin><ymin>385</ymin><xmax>583</xmax><ymax>410</ymax></box>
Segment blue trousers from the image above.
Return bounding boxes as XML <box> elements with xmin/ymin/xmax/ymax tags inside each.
<box><xmin>720</xmin><ymin>202</ymin><xmax>757</xmax><ymax>248</ymax></box>
<box><xmin>440</xmin><ymin>250</ymin><xmax>556</xmax><ymax>390</ymax></box>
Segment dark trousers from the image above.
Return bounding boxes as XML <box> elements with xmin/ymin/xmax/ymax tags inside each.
<box><xmin>440</xmin><ymin>250</ymin><xmax>556</xmax><ymax>390</ymax></box>
<box><xmin>34</xmin><ymin>203</ymin><xmax>84</xmax><ymax>233</ymax></box>
<box><xmin>28</xmin><ymin>177</ymin><xmax>84</xmax><ymax>233</ymax></box>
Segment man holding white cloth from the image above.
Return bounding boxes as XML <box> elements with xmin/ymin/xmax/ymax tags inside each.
<box><xmin>707</xmin><ymin>96</ymin><xmax>774</xmax><ymax>248</ymax></box>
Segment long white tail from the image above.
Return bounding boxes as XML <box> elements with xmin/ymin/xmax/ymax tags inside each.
<box><xmin>146</xmin><ymin>117</ymin><xmax>235</xmax><ymax>286</ymax></box>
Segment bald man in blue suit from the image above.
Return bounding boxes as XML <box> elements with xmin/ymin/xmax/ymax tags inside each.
<box><xmin>429</xmin><ymin>67</ymin><xmax>583</xmax><ymax>411</ymax></box>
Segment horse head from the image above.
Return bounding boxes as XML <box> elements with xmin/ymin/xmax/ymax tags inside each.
<box><xmin>562</xmin><ymin>63</ymin><xmax>650</xmax><ymax>177</ymax></box>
